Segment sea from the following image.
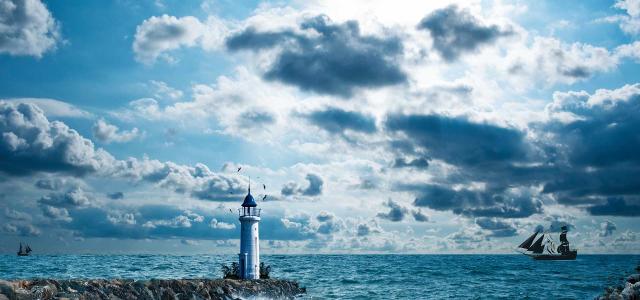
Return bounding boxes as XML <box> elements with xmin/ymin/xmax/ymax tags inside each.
<box><xmin>1</xmin><ymin>254</ymin><xmax>638</xmax><ymax>299</ymax></box>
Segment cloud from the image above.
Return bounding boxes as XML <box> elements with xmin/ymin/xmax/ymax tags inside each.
<box><xmin>0</xmin><ymin>101</ymin><xmax>117</xmax><ymax>176</ymax></box>
<box><xmin>315</xmin><ymin>211</ymin><xmax>342</xmax><ymax>235</ymax></box>
<box><xmin>148</xmin><ymin>80</ymin><xmax>183</xmax><ymax>101</ymax></box>
<box><xmin>107</xmin><ymin>192</ymin><xmax>124</xmax><ymax>200</ymax></box>
<box><xmin>281</xmin><ymin>173</ymin><xmax>324</xmax><ymax>197</ymax></box>
<box><xmin>475</xmin><ymin>217</ymin><xmax>517</xmax><ymax>237</ymax></box>
<box><xmin>406</xmin><ymin>184</ymin><xmax>542</xmax><ymax>219</ymax></box>
<box><xmin>41</xmin><ymin>205</ymin><xmax>71</xmax><ymax>222</ymax></box>
<box><xmin>411</xmin><ymin>209</ymin><xmax>430</xmax><ymax>222</ymax></box>
<box><xmin>376</xmin><ymin>199</ymin><xmax>409</xmax><ymax>222</ymax></box>
<box><xmin>210</xmin><ymin>218</ymin><xmax>236</xmax><ymax>229</ymax></box>
<box><xmin>392</xmin><ymin>157</ymin><xmax>429</xmax><ymax>169</ymax></box>
<box><xmin>58</xmin><ymin>204</ymin><xmax>318</xmax><ymax>241</ymax></box>
<box><xmin>417</xmin><ymin>5</ymin><xmax>512</xmax><ymax>61</ymax></box>
<box><xmin>107</xmin><ymin>212</ymin><xmax>136</xmax><ymax>225</ymax></box>
<box><xmin>541</xmin><ymin>84</ymin><xmax>640</xmax><ymax>213</ymax></box>
<box><xmin>598</xmin><ymin>0</ymin><xmax>640</xmax><ymax>35</ymax></box>
<box><xmin>600</xmin><ymin>220</ymin><xmax>617</xmax><ymax>237</ymax></box>
<box><xmin>0</xmin><ymin>101</ymin><xmax>246</xmax><ymax>198</ymax></box>
<box><xmin>356</xmin><ymin>221</ymin><xmax>382</xmax><ymax>237</ymax></box>
<box><xmin>5</xmin><ymin>98</ymin><xmax>92</xmax><ymax>118</ymax></box>
<box><xmin>143</xmin><ymin>215</ymin><xmax>196</xmax><ymax>229</ymax></box>
<box><xmin>588</xmin><ymin>198</ymin><xmax>640</xmax><ymax>216</ymax></box>
<box><xmin>2</xmin><ymin>222</ymin><xmax>40</xmax><ymax>236</ymax></box>
<box><xmin>304</xmin><ymin>107</ymin><xmax>376</xmax><ymax>134</ymax></box>
<box><xmin>0</xmin><ymin>0</ymin><xmax>61</xmax><ymax>57</ymax></box>
<box><xmin>386</xmin><ymin>114</ymin><xmax>528</xmax><ymax>168</ymax></box>
<box><xmin>92</xmin><ymin>119</ymin><xmax>141</xmax><ymax>144</ymax></box>
<box><xmin>237</xmin><ymin>110</ymin><xmax>276</xmax><ymax>128</ymax></box>
<box><xmin>3</xmin><ymin>208</ymin><xmax>30</xmax><ymax>221</ymax></box>
<box><xmin>35</xmin><ymin>178</ymin><xmax>62</xmax><ymax>190</ymax></box>
<box><xmin>226</xmin><ymin>15</ymin><xmax>406</xmax><ymax>96</ymax></box>
<box><xmin>133</xmin><ymin>15</ymin><xmax>203</xmax><ymax>64</ymax></box>
<box><xmin>133</xmin><ymin>14</ymin><xmax>227</xmax><ymax>64</ymax></box>
<box><xmin>541</xmin><ymin>214</ymin><xmax>575</xmax><ymax>233</ymax></box>
<box><xmin>181</xmin><ymin>239</ymin><xmax>199</xmax><ymax>246</ymax></box>
<box><xmin>38</xmin><ymin>187</ymin><xmax>91</xmax><ymax>208</ymax></box>
<box><xmin>505</xmin><ymin>37</ymin><xmax>619</xmax><ymax>86</ymax></box>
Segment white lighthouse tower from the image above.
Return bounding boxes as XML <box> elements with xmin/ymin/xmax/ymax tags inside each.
<box><xmin>238</xmin><ymin>183</ymin><xmax>260</xmax><ymax>279</ymax></box>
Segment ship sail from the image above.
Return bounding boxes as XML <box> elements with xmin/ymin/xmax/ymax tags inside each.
<box><xmin>518</xmin><ymin>232</ymin><xmax>538</xmax><ymax>249</ymax></box>
<box><xmin>528</xmin><ymin>234</ymin><xmax>545</xmax><ymax>254</ymax></box>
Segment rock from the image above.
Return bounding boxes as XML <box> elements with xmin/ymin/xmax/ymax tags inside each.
<box><xmin>0</xmin><ymin>280</ymin><xmax>15</xmax><ymax>299</ymax></box>
<box><xmin>598</xmin><ymin>265</ymin><xmax>640</xmax><ymax>300</ymax></box>
<box><xmin>621</xmin><ymin>282</ymin><xmax>640</xmax><ymax>299</ymax></box>
<box><xmin>0</xmin><ymin>278</ymin><xmax>305</xmax><ymax>300</ymax></box>
<box><xmin>627</xmin><ymin>274</ymin><xmax>640</xmax><ymax>284</ymax></box>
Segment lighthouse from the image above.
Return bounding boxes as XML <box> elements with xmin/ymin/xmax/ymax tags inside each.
<box><xmin>238</xmin><ymin>183</ymin><xmax>260</xmax><ymax>279</ymax></box>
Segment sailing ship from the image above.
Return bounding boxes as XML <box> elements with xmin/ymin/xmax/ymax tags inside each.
<box><xmin>516</xmin><ymin>226</ymin><xmax>577</xmax><ymax>260</ymax></box>
<box><xmin>17</xmin><ymin>242</ymin><xmax>32</xmax><ymax>256</ymax></box>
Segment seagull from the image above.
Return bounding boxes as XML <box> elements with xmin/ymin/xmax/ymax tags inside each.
<box><xmin>229</xmin><ymin>209</ymin><xmax>233</xmax><ymax>213</ymax></box>
<box><xmin>237</xmin><ymin>167</ymin><xmax>242</xmax><ymax>172</ymax></box>
<box><xmin>262</xmin><ymin>195</ymin><xmax>267</xmax><ymax>201</ymax></box>
<box><xmin>263</xmin><ymin>184</ymin><xmax>266</xmax><ymax>190</ymax></box>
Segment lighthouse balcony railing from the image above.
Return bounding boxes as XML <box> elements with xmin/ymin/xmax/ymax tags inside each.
<box><xmin>239</xmin><ymin>207</ymin><xmax>261</xmax><ymax>217</ymax></box>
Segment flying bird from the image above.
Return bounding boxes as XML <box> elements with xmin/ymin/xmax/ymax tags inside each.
<box><xmin>237</xmin><ymin>167</ymin><xmax>242</xmax><ymax>172</ymax></box>
<box><xmin>262</xmin><ymin>195</ymin><xmax>267</xmax><ymax>201</ymax></box>
<box><xmin>263</xmin><ymin>184</ymin><xmax>266</xmax><ymax>190</ymax></box>
<box><xmin>229</xmin><ymin>208</ymin><xmax>233</xmax><ymax>213</ymax></box>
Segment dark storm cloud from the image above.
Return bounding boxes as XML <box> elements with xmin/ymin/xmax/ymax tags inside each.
<box><xmin>281</xmin><ymin>173</ymin><xmax>324</xmax><ymax>197</ymax></box>
<box><xmin>546</xmin><ymin>92</ymin><xmax>640</xmax><ymax>169</ymax></box>
<box><xmin>475</xmin><ymin>217</ymin><xmax>518</xmax><ymax>237</ymax></box>
<box><xmin>226</xmin><ymin>15</ymin><xmax>406</xmax><ymax>96</ymax></box>
<box><xmin>376</xmin><ymin>199</ymin><xmax>408</xmax><ymax>222</ymax></box>
<box><xmin>588</xmin><ymin>198</ymin><xmax>640</xmax><ymax>217</ymax></box>
<box><xmin>384</xmin><ymin>114</ymin><xmax>546</xmax><ymax>219</ymax></box>
<box><xmin>304</xmin><ymin>107</ymin><xmax>376</xmax><ymax>134</ymax></box>
<box><xmin>417</xmin><ymin>5</ymin><xmax>512</xmax><ymax>61</ymax></box>
<box><xmin>403</xmin><ymin>184</ymin><xmax>542</xmax><ymax>218</ymax></box>
<box><xmin>539</xmin><ymin>84</ymin><xmax>640</xmax><ymax>214</ymax></box>
<box><xmin>386</xmin><ymin>114</ymin><xmax>528</xmax><ymax>167</ymax></box>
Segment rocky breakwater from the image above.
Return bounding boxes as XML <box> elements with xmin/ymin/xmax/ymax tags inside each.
<box><xmin>0</xmin><ymin>278</ymin><xmax>306</xmax><ymax>300</ymax></box>
<box><xmin>597</xmin><ymin>264</ymin><xmax>640</xmax><ymax>299</ymax></box>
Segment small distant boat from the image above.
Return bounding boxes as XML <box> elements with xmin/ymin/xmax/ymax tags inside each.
<box><xmin>17</xmin><ymin>242</ymin><xmax>32</xmax><ymax>256</ymax></box>
<box><xmin>516</xmin><ymin>226</ymin><xmax>577</xmax><ymax>260</ymax></box>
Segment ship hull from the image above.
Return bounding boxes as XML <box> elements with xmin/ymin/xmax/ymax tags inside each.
<box><xmin>531</xmin><ymin>250</ymin><xmax>577</xmax><ymax>260</ymax></box>
<box><xmin>17</xmin><ymin>253</ymin><xmax>30</xmax><ymax>256</ymax></box>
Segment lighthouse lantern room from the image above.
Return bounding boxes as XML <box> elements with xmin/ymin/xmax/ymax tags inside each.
<box><xmin>238</xmin><ymin>183</ymin><xmax>260</xmax><ymax>279</ymax></box>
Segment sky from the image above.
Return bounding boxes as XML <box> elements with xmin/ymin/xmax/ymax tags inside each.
<box><xmin>1</xmin><ymin>0</ymin><xmax>639</xmax><ymax>254</ymax></box>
